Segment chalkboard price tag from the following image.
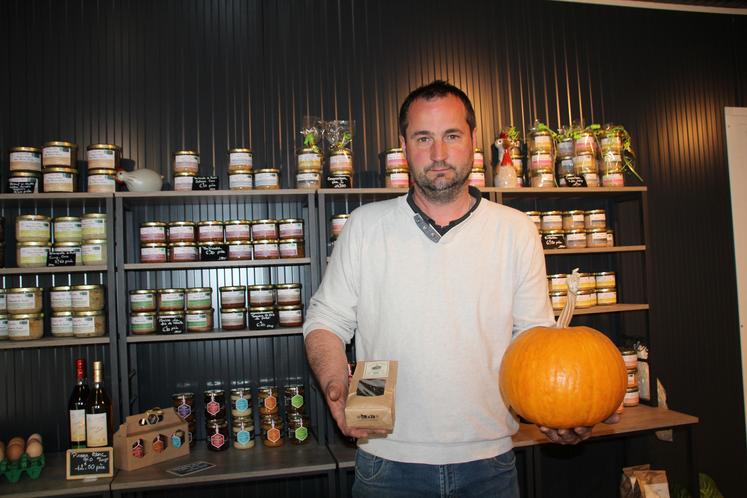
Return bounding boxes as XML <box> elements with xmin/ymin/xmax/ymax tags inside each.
<box><xmin>199</xmin><ymin>244</ymin><xmax>227</xmax><ymax>261</ymax></box>
<box><xmin>542</xmin><ymin>233</ymin><xmax>567</xmax><ymax>249</ymax></box>
<box><xmin>192</xmin><ymin>176</ymin><xmax>219</xmax><ymax>190</ymax></box>
<box><xmin>563</xmin><ymin>174</ymin><xmax>587</xmax><ymax>188</ymax></box>
<box><xmin>158</xmin><ymin>315</ymin><xmax>185</xmax><ymax>335</ymax></box>
<box><xmin>9</xmin><ymin>180</ymin><xmax>37</xmax><ymax>194</ymax></box>
<box><xmin>47</xmin><ymin>250</ymin><xmax>76</xmax><ymax>267</ymax></box>
<box><xmin>66</xmin><ymin>447</ymin><xmax>114</xmax><ymax>480</ymax></box>
<box><xmin>326</xmin><ymin>175</ymin><xmax>352</xmax><ymax>189</ymax></box>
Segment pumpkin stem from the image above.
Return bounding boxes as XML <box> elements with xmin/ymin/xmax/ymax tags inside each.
<box><xmin>556</xmin><ymin>268</ymin><xmax>580</xmax><ymax>328</ymax></box>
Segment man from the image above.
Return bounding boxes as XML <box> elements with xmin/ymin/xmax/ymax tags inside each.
<box><xmin>304</xmin><ymin>80</ymin><xmax>600</xmax><ymax>497</ymax></box>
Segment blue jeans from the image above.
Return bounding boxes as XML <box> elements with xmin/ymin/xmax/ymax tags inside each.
<box><xmin>352</xmin><ymin>449</ymin><xmax>520</xmax><ymax>498</ymax></box>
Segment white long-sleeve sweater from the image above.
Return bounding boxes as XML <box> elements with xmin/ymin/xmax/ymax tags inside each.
<box><xmin>303</xmin><ymin>192</ymin><xmax>554</xmax><ymax>465</ymax></box>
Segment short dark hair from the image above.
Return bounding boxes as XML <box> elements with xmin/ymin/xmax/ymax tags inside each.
<box><xmin>398</xmin><ymin>80</ymin><xmax>476</xmax><ymax>137</ymax></box>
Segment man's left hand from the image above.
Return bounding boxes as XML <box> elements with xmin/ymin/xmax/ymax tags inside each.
<box><xmin>538</xmin><ymin>413</ymin><xmax>620</xmax><ymax>445</ymax></box>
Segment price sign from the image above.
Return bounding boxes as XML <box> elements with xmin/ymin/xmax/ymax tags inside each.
<box><xmin>65</xmin><ymin>447</ymin><xmax>114</xmax><ymax>480</ymax></box>
<box><xmin>563</xmin><ymin>174</ymin><xmax>587</xmax><ymax>188</ymax></box>
<box><xmin>9</xmin><ymin>180</ymin><xmax>37</xmax><ymax>194</ymax></box>
<box><xmin>158</xmin><ymin>315</ymin><xmax>185</xmax><ymax>335</ymax></box>
<box><xmin>199</xmin><ymin>244</ymin><xmax>227</xmax><ymax>261</ymax></box>
<box><xmin>192</xmin><ymin>176</ymin><xmax>219</xmax><ymax>190</ymax></box>
<box><xmin>47</xmin><ymin>250</ymin><xmax>76</xmax><ymax>267</ymax></box>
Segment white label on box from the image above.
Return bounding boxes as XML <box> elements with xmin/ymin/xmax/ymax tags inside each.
<box><xmin>363</xmin><ymin>361</ymin><xmax>389</xmax><ymax>379</ymax></box>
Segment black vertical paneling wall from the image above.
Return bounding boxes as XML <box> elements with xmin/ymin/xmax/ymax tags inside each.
<box><xmin>1</xmin><ymin>0</ymin><xmax>746</xmax><ymax>495</ymax></box>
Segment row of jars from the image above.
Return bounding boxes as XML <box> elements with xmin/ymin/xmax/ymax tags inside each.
<box><xmin>540</xmin><ymin>228</ymin><xmax>614</xmax><ymax>249</ymax></box>
<box><xmin>549</xmin><ymin>287</ymin><xmax>617</xmax><ymax>310</ymax></box>
<box><xmin>619</xmin><ymin>348</ymin><xmax>640</xmax><ymax>409</ymax></box>
<box><xmin>140</xmin><ymin>239</ymin><xmax>304</xmax><ymax>263</ymax></box>
<box><xmin>12</xmin><ymin>214</ymin><xmax>108</xmax><ymax>267</ymax></box>
<box><xmin>129</xmin><ymin>283</ymin><xmax>302</xmax><ymax>312</ymax></box>
<box><xmin>528</xmin><ymin>127</ymin><xmax>625</xmax><ymax>159</ymax></box>
<box><xmin>527</xmin><ymin>209</ymin><xmax>607</xmax><ymax>232</ymax></box>
<box><xmin>139</xmin><ymin>218</ymin><xmax>304</xmax><ymax>245</ymax></box>
<box><xmin>547</xmin><ymin>271</ymin><xmax>616</xmax><ymax>293</ymax></box>
<box><xmin>129</xmin><ymin>305</ymin><xmax>303</xmax><ymax>334</ymax></box>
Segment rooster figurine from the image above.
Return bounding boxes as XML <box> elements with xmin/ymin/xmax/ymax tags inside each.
<box><xmin>115</xmin><ymin>168</ymin><xmax>163</xmax><ymax>192</ymax></box>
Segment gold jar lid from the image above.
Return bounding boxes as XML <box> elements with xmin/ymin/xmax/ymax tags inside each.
<box><xmin>525</xmin><ymin>211</ymin><xmax>541</xmax><ymax>216</ymax></box>
<box><xmin>297</xmin><ymin>147</ymin><xmax>321</xmax><ymax>154</ymax></box>
<box><xmin>10</xmin><ymin>146</ymin><xmax>41</xmax><ymax>153</ymax></box>
<box><xmin>563</xmin><ymin>210</ymin><xmax>585</xmax><ymax>215</ymax></box>
<box><xmin>158</xmin><ymin>310</ymin><xmax>185</xmax><ymax>317</ymax></box>
<box><xmin>278</xmin><ymin>218</ymin><xmax>303</xmax><ymax>224</ymax></box>
<box><xmin>541</xmin><ymin>210</ymin><xmax>563</xmax><ymax>216</ymax></box>
<box><xmin>255</xmin><ymin>168</ymin><xmax>280</xmax><ymax>174</ymax></box>
<box><xmin>225</xmin><ymin>219</ymin><xmax>251</xmax><ymax>226</ymax></box>
<box><xmin>566</xmin><ymin>229</ymin><xmax>586</xmax><ymax>235</ymax></box>
<box><xmin>207</xmin><ymin>419</ymin><xmax>227</xmax><ymax>429</ymax></box>
<box><xmin>248</xmin><ymin>284</ymin><xmax>274</xmax><ymax>291</ymax></box>
<box><xmin>252</xmin><ymin>219</ymin><xmax>277</xmax><ymax>225</ymax></box>
<box><xmin>297</xmin><ymin>168</ymin><xmax>321</xmax><ymax>175</ymax></box>
<box><xmin>174</xmin><ymin>171</ymin><xmax>197</xmax><ymax>177</ymax></box>
<box><xmin>54</xmin><ymin>216</ymin><xmax>81</xmax><ymax>222</ymax></box>
<box><xmin>82</xmin><ymin>213</ymin><xmax>107</xmax><ymax>220</ymax></box>
<box><xmin>254</xmin><ymin>239</ymin><xmax>279</xmax><ymax>244</ymax></box>
<box><xmin>541</xmin><ymin>230</ymin><xmax>564</xmax><ymax>235</ymax></box>
<box><xmin>54</xmin><ymin>242</ymin><xmax>81</xmax><ymax>248</ymax></box>
<box><xmin>18</xmin><ymin>241</ymin><xmax>51</xmax><ymax>247</ymax></box>
<box><xmin>577</xmin><ymin>289</ymin><xmax>596</xmax><ymax>295</ymax></box>
<box><xmin>82</xmin><ymin>239</ymin><xmax>107</xmax><ymax>244</ymax></box>
<box><xmin>141</xmin><ymin>221</ymin><xmax>167</xmax><ymax>228</ymax></box>
<box><xmin>547</xmin><ymin>274</ymin><xmax>568</xmax><ymax>279</ymax></box>
<box><xmin>331</xmin><ymin>214</ymin><xmax>350</xmax><ymax>220</ymax></box>
<box><xmin>276</xmin><ymin>304</ymin><xmax>303</xmax><ymax>311</ymax></box>
<box><xmin>530</xmin><ymin>168</ymin><xmax>554</xmax><ymax>174</ymax></box>
<box><xmin>330</xmin><ymin>148</ymin><xmax>351</xmax><ymax>156</ymax></box>
<box><xmin>198</xmin><ymin>241</ymin><xmax>224</xmax><ymax>247</ymax></box>
<box><xmin>229</xmin><ymin>169</ymin><xmax>253</xmax><ymax>175</ymax></box>
<box><xmin>577</xmin><ymin>272</ymin><xmax>593</xmax><ymax>278</ymax></box>
<box><xmin>221</xmin><ymin>306</ymin><xmax>247</xmax><ymax>312</ymax></box>
<box><xmin>279</xmin><ymin>238</ymin><xmax>304</xmax><ymax>243</ymax></box>
<box><xmin>51</xmin><ymin>311</ymin><xmax>74</xmax><ymax>317</ymax></box>
<box><xmin>594</xmin><ymin>271</ymin><xmax>616</xmax><ymax>276</ymax></box>
<box><xmin>470</xmin><ymin>167</ymin><xmax>485</xmax><ymax>173</ymax></box>
<box><xmin>50</xmin><ymin>285</ymin><xmax>72</xmax><ymax>291</ymax></box>
<box><xmin>74</xmin><ymin>310</ymin><xmax>105</xmax><ymax>317</ymax></box>
<box><xmin>229</xmin><ymin>147</ymin><xmax>252</xmax><ymax>154</ymax></box>
<box><xmin>228</xmin><ymin>240</ymin><xmax>252</xmax><ymax>246</ymax></box>
<box><xmin>142</xmin><ymin>242</ymin><xmax>167</xmax><ymax>248</ymax></box>
<box><xmin>71</xmin><ymin>284</ymin><xmax>104</xmax><ymax>291</ymax></box>
<box><xmin>187</xmin><ymin>287</ymin><xmax>212</xmax><ymax>292</ymax></box>
<box><xmin>386</xmin><ymin>147</ymin><xmax>403</xmax><ymax>153</ymax></box>
<box><xmin>7</xmin><ymin>287</ymin><xmax>42</xmax><ymax>293</ymax></box>
<box><xmin>158</xmin><ymin>288</ymin><xmax>185</xmax><ymax>294</ymax></box>
<box><xmin>9</xmin><ymin>312</ymin><xmax>44</xmax><ymax>319</ymax></box>
<box><xmin>386</xmin><ymin>168</ymin><xmax>409</xmax><ymax>174</ymax></box>
<box><xmin>626</xmin><ymin>387</ymin><xmax>639</xmax><ymax>393</ymax></box>
<box><xmin>130</xmin><ymin>289</ymin><xmax>155</xmax><ymax>295</ymax></box>
<box><xmin>174</xmin><ymin>150</ymin><xmax>199</xmax><ymax>156</ymax></box>
<box><xmin>198</xmin><ymin>220</ymin><xmax>224</xmax><ymax>227</ymax></box>
<box><xmin>185</xmin><ymin>308</ymin><xmax>213</xmax><ymax>315</ymax></box>
<box><xmin>586</xmin><ymin>228</ymin><xmax>607</xmax><ymax>233</ymax></box>
<box><xmin>44</xmin><ymin>167</ymin><xmax>78</xmax><ymax>174</ymax></box>
<box><xmin>275</xmin><ymin>283</ymin><xmax>301</xmax><ymax>290</ymax></box>
<box><xmin>474</xmin><ymin>147</ymin><xmax>483</xmax><ymax>154</ymax></box>
<box><xmin>168</xmin><ymin>242</ymin><xmax>197</xmax><ymax>247</ymax></box>
<box><xmin>169</xmin><ymin>221</ymin><xmax>195</xmax><ymax>227</ymax></box>
<box><xmin>596</xmin><ymin>287</ymin><xmax>616</xmax><ymax>293</ymax></box>
<box><xmin>131</xmin><ymin>311</ymin><xmax>157</xmax><ymax>317</ymax></box>
<box><xmin>87</xmin><ymin>143</ymin><xmax>120</xmax><ymax>151</ymax></box>
<box><xmin>219</xmin><ymin>286</ymin><xmax>246</xmax><ymax>292</ymax></box>
<box><xmin>17</xmin><ymin>214</ymin><xmax>50</xmax><ymax>222</ymax></box>
<box><xmin>9</xmin><ymin>170</ymin><xmax>41</xmax><ymax>177</ymax></box>
<box><xmin>585</xmin><ymin>209</ymin><xmax>606</xmax><ymax>215</ymax></box>
<box><xmin>44</xmin><ymin>141</ymin><xmax>76</xmax><ymax>148</ymax></box>
<box><xmin>574</xmin><ymin>151</ymin><xmax>595</xmax><ymax>158</ymax></box>
<box><xmin>329</xmin><ymin>170</ymin><xmax>353</xmax><ymax>176</ymax></box>
<box><xmin>249</xmin><ymin>306</ymin><xmax>275</xmax><ymax>312</ymax></box>
<box><xmin>231</xmin><ymin>387</ymin><xmax>252</xmax><ymax>396</ymax></box>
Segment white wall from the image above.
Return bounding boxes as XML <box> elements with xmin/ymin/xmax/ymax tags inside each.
<box><xmin>725</xmin><ymin>107</ymin><xmax>747</xmax><ymax>438</ymax></box>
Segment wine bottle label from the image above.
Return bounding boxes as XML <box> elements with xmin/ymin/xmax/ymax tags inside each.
<box><xmin>86</xmin><ymin>412</ymin><xmax>109</xmax><ymax>447</ymax></box>
<box><xmin>70</xmin><ymin>409</ymin><xmax>86</xmax><ymax>442</ymax></box>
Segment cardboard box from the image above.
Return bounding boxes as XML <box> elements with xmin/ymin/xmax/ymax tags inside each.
<box><xmin>113</xmin><ymin>408</ymin><xmax>189</xmax><ymax>471</ymax></box>
<box><xmin>345</xmin><ymin>360</ymin><xmax>398</xmax><ymax>431</ymax></box>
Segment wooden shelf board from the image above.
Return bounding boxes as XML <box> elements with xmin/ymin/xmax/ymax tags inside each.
<box><xmin>126</xmin><ymin>327</ymin><xmax>303</xmax><ymax>343</ymax></box>
<box><xmin>544</xmin><ymin>245</ymin><xmax>645</xmax><ymax>255</ymax></box>
<box><xmin>116</xmin><ymin>189</ymin><xmax>313</xmax><ymax>206</ymax></box>
<box><xmin>0</xmin><ymin>265</ymin><xmax>108</xmax><ymax>275</ymax></box>
<box><xmin>0</xmin><ymin>336</ymin><xmax>110</xmax><ymax>350</ymax></box>
<box><xmin>329</xmin><ymin>406</ymin><xmax>698</xmax><ymax>468</ymax></box>
<box><xmin>110</xmin><ymin>443</ymin><xmax>336</xmax><ymax>492</ymax></box>
<box><xmin>0</xmin><ymin>192</ymin><xmax>113</xmax><ymax>202</ymax></box>
<box><xmin>0</xmin><ymin>452</ymin><xmax>112</xmax><ymax>498</ymax></box>
<box><xmin>553</xmin><ymin>303</ymin><xmax>649</xmax><ymax>316</ymax></box>
<box><xmin>123</xmin><ymin>258</ymin><xmax>310</xmax><ymax>271</ymax></box>
<box><xmin>318</xmin><ymin>188</ymin><xmax>408</xmax><ymax>195</ymax></box>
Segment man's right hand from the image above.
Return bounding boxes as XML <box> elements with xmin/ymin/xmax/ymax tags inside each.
<box><xmin>325</xmin><ymin>379</ymin><xmax>388</xmax><ymax>439</ymax></box>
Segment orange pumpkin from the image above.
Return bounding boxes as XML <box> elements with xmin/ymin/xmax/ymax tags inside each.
<box><xmin>499</xmin><ymin>325</ymin><xmax>627</xmax><ymax>429</ymax></box>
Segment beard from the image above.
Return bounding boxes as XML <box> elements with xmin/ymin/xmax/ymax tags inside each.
<box><xmin>412</xmin><ymin>160</ymin><xmax>471</xmax><ymax>203</ymax></box>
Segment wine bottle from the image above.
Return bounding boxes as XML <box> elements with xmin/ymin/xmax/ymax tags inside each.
<box><xmin>85</xmin><ymin>360</ymin><xmax>112</xmax><ymax>447</ymax></box>
<box><xmin>68</xmin><ymin>358</ymin><xmax>89</xmax><ymax>449</ymax></box>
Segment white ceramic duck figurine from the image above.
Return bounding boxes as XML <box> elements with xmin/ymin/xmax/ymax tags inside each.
<box><xmin>115</xmin><ymin>168</ymin><xmax>163</xmax><ymax>192</ymax></box>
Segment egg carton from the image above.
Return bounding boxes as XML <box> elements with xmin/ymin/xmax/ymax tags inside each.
<box><xmin>0</xmin><ymin>454</ymin><xmax>46</xmax><ymax>483</ymax></box>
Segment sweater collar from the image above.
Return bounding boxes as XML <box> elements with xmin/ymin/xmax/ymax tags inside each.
<box><xmin>406</xmin><ymin>186</ymin><xmax>482</xmax><ymax>242</ymax></box>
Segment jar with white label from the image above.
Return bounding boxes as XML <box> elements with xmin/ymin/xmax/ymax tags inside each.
<box><xmin>279</xmin><ymin>239</ymin><xmax>305</xmax><ymax>258</ymax></box>
<box><xmin>0</xmin><ymin>315</ymin><xmax>7</xmax><ymax>340</ymax></box>
<box><xmin>276</xmin><ymin>283</ymin><xmax>302</xmax><ymax>306</ymax></box>
<box><xmin>53</xmin><ymin>216</ymin><xmax>82</xmax><ymax>243</ymax></box>
<box><xmin>8</xmin><ymin>313</ymin><xmax>44</xmax><ymax>341</ymax></box>
<box><xmin>129</xmin><ymin>289</ymin><xmax>157</xmax><ymax>312</ymax></box>
<box><xmin>219</xmin><ymin>286</ymin><xmax>246</xmax><ymax>309</ymax></box>
<box><xmin>530</xmin><ymin>169</ymin><xmax>555</xmax><ymax>188</ymax></box>
<box><xmin>584</xmin><ymin>209</ymin><xmax>606</xmax><ymax>229</ymax></box>
<box><xmin>329</xmin><ymin>148</ymin><xmax>353</xmax><ymax>173</ymax></box>
<box><xmin>277</xmin><ymin>305</ymin><xmax>303</xmax><ymax>327</ymax></box>
<box><xmin>198</xmin><ymin>221</ymin><xmax>225</xmax><ymax>243</ymax></box>
<box><xmin>73</xmin><ymin>310</ymin><xmax>106</xmax><ymax>337</ymax></box>
<box><xmin>43</xmin><ymin>141</ymin><xmax>78</xmax><ymax>168</ymax></box>
<box><xmin>81</xmin><ymin>213</ymin><xmax>107</xmax><ymax>240</ymax></box>
<box><xmin>169</xmin><ymin>242</ymin><xmax>199</xmax><ymax>262</ymax></box>
<box><xmin>71</xmin><ymin>285</ymin><xmax>105</xmax><ymax>311</ymax></box>
<box><xmin>174</xmin><ymin>150</ymin><xmax>200</xmax><ymax>174</ymax></box>
<box><xmin>82</xmin><ymin>239</ymin><xmax>107</xmax><ymax>265</ymax></box>
<box><xmin>186</xmin><ymin>308</ymin><xmax>214</xmax><ymax>332</ymax></box>
<box><xmin>385</xmin><ymin>147</ymin><xmax>408</xmax><ymax>171</ymax></box>
<box><xmin>86</xmin><ymin>144</ymin><xmax>121</xmax><ymax>170</ymax></box>
<box><xmin>251</xmin><ymin>219</ymin><xmax>278</xmax><ymax>241</ymax></box>
<box><xmin>556</xmin><ymin>156</ymin><xmax>574</xmax><ymax>185</ymax></box>
<box><xmin>43</xmin><ymin>167</ymin><xmax>78</xmax><ymax>193</ymax></box>
<box><xmin>87</xmin><ymin>169</ymin><xmax>117</xmax><ymax>193</ymax></box>
<box><xmin>168</xmin><ymin>221</ymin><xmax>196</xmax><ymax>243</ymax></box>
<box><xmin>577</xmin><ymin>273</ymin><xmax>596</xmax><ymax>291</ymax></box>
<box><xmin>7</xmin><ymin>287</ymin><xmax>43</xmax><ymax>314</ymax></box>
<box><xmin>224</xmin><ymin>220</ymin><xmax>251</xmax><ymax>242</ymax></box>
<box><xmin>53</xmin><ymin>242</ymin><xmax>82</xmax><ymax>265</ymax></box>
<box><xmin>573</xmin><ymin>152</ymin><xmax>597</xmax><ymax>176</ymax></box>
<box><xmin>253</xmin><ymin>239</ymin><xmax>280</xmax><ymax>260</ymax></box>
<box><xmin>468</xmin><ymin>168</ymin><xmax>485</xmax><ymax>188</ymax></box>
<box><xmin>565</xmin><ymin>230</ymin><xmax>587</xmax><ymax>248</ymax></box>
<box><xmin>528</xmin><ymin>129</ymin><xmax>555</xmax><ymax>155</ymax></box>
<box><xmin>540</xmin><ymin>211</ymin><xmax>563</xmax><ymax>231</ymax></box>
<box><xmin>248</xmin><ymin>285</ymin><xmax>275</xmax><ymax>307</ymax></box>
<box><xmin>228</xmin><ymin>241</ymin><xmax>253</xmax><ymax>260</ymax></box>
<box><xmin>221</xmin><ymin>307</ymin><xmax>246</xmax><ymax>330</ymax></box>
<box><xmin>385</xmin><ymin>168</ymin><xmax>410</xmax><ymax>188</ymax></box>
<box><xmin>140</xmin><ymin>243</ymin><xmax>167</xmax><ymax>263</ymax></box>
<box><xmin>561</xmin><ymin>210</ymin><xmax>585</xmax><ymax>231</ymax></box>
<box><xmin>255</xmin><ymin>168</ymin><xmax>281</xmax><ymax>189</ymax></box>
<box><xmin>158</xmin><ymin>289</ymin><xmax>186</xmax><ymax>311</ymax></box>
<box><xmin>623</xmin><ymin>387</ymin><xmax>640</xmax><ymax>407</ymax></box>
<box><xmin>331</xmin><ymin>214</ymin><xmax>350</xmax><ymax>239</ymax></box>
<box><xmin>296</xmin><ymin>169</ymin><xmax>321</xmax><ymax>189</ymax></box>
<box><xmin>140</xmin><ymin>222</ymin><xmax>168</xmax><ymax>244</ymax></box>
<box><xmin>297</xmin><ymin>148</ymin><xmax>323</xmax><ymax>171</ymax></box>
<box><xmin>600</xmin><ymin>130</ymin><xmax>623</xmax><ymax>155</ymax></box>
<box><xmin>186</xmin><ymin>288</ymin><xmax>213</xmax><ymax>311</ymax></box>
<box><xmin>277</xmin><ymin>219</ymin><xmax>304</xmax><ymax>240</ymax></box>
<box><xmin>16</xmin><ymin>214</ymin><xmax>51</xmax><ymax>242</ymax></box>
<box><xmin>327</xmin><ymin>170</ymin><xmax>353</xmax><ymax>188</ymax></box>
<box><xmin>594</xmin><ymin>271</ymin><xmax>616</xmax><ymax>289</ymax></box>
<box><xmin>586</xmin><ymin>228</ymin><xmax>609</xmax><ymax>248</ymax></box>
<box><xmin>130</xmin><ymin>312</ymin><xmax>157</xmax><ymax>335</ymax></box>
<box><xmin>8</xmin><ymin>170</ymin><xmax>41</xmax><ymax>193</ymax></box>
<box><xmin>0</xmin><ymin>289</ymin><xmax>7</xmax><ymax>312</ymax></box>
<box><xmin>524</xmin><ymin>211</ymin><xmax>540</xmax><ymax>230</ymax></box>
<box><xmin>173</xmin><ymin>172</ymin><xmax>196</xmax><ymax>191</ymax></box>
<box><xmin>49</xmin><ymin>311</ymin><xmax>73</xmax><ymax>337</ymax></box>
<box><xmin>229</xmin><ymin>170</ymin><xmax>254</xmax><ymax>190</ymax></box>
<box><xmin>10</xmin><ymin>146</ymin><xmax>42</xmax><ymax>172</ymax></box>
<box><xmin>473</xmin><ymin>148</ymin><xmax>484</xmax><ymax>169</ymax></box>
<box><xmin>17</xmin><ymin>241</ymin><xmax>51</xmax><ymax>267</ymax></box>
<box><xmin>607</xmin><ymin>229</ymin><xmax>615</xmax><ymax>247</ymax></box>
<box><xmin>596</xmin><ymin>288</ymin><xmax>618</xmax><ymax>306</ymax></box>
<box><xmin>575</xmin><ymin>289</ymin><xmax>597</xmax><ymax>308</ymax></box>
<box><xmin>547</xmin><ymin>274</ymin><xmax>568</xmax><ymax>293</ymax></box>
<box><xmin>574</xmin><ymin>131</ymin><xmax>597</xmax><ymax>156</ymax></box>
<box><xmin>228</xmin><ymin>148</ymin><xmax>253</xmax><ymax>173</ymax></box>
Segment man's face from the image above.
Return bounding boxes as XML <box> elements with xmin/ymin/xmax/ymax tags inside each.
<box><xmin>400</xmin><ymin>94</ymin><xmax>476</xmax><ymax>203</ymax></box>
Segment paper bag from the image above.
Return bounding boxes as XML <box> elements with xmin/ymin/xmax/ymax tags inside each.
<box><xmin>345</xmin><ymin>360</ymin><xmax>397</xmax><ymax>431</ymax></box>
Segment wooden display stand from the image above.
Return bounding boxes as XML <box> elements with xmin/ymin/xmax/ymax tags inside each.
<box><xmin>113</xmin><ymin>408</ymin><xmax>189</xmax><ymax>471</ymax></box>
